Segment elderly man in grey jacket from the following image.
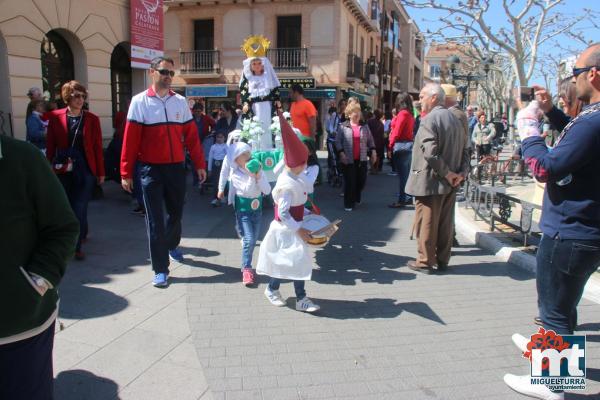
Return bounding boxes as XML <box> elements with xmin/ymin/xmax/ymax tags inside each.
<box><xmin>405</xmin><ymin>83</ymin><xmax>470</xmax><ymax>274</ymax></box>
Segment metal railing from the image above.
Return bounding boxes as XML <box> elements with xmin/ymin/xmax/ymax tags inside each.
<box><xmin>464</xmin><ymin>156</ymin><xmax>540</xmax><ymax>246</ymax></box>
<box><xmin>362</xmin><ymin>59</ymin><xmax>378</xmax><ymax>83</ymax></box>
<box><xmin>267</xmin><ymin>48</ymin><xmax>309</xmax><ymax>73</ymax></box>
<box><xmin>464</xmin><ymin>179</ymin><xmax>542</xmax><ymax>246</ymax></box>
<box><xmin>394</xmin><ymin>76</ymin><xmax>402</xmax><ymax>89</ymax></box>
<box><xmin>179</xmin><ymin>50</ymin><xmax>220</xmax><ymax>74</ymax></box>
<box><xmin>415</xmin><ymin>47</ymin><xmax>422</xmax><ymax>60</ymax></box>
<box><xmin>471</xmin><ymin>157</ymin><xmax>528</xmax><ymax>186</ymax></box>
<box><xmin>347</xmin><ymin>54</ymin><xmax>363</xmax><ymax>79</ymax></box>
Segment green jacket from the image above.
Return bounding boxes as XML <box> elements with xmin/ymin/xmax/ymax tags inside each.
<box><xmin>0</xmin><ymin>136</ymin><xmax>79</xmax><ymax>338</ymax></box>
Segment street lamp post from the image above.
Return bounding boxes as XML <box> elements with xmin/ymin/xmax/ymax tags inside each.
<box><xmin>446</xmin><ymin>54</ymin><xmax>493</xmax><ymax>108</ymax></box>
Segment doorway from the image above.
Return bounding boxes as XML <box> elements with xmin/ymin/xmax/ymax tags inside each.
<box><xmin>41</xmin><ymin>30</ymin><xmax>75</xmax><ymax>108</ymax></box>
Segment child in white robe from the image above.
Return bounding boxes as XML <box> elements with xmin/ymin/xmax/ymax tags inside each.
<box><xmin>256</xmin><ymin>114</ymin><xmax>320</xmax><ymax>313</ymax></box>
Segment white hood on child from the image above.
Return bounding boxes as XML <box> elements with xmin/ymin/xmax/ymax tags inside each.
<box><xmin>225</xmin><ymin>141</ymin><xmax>253</xmax><ymax>206</ymax></box>
<box><xmin>227</xmin><ymin>141</ymin><xmax>252</xmax><ymax>167</ymax></box>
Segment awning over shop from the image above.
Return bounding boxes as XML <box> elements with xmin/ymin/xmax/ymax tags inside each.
<box><xmin>185</xmin><ymin>85</ymin><xmax>228</xmax><ymax>98</ymax></box>
<box><xmin>347</xmin><ymin>90</ymin><xmax>374</xmax><ymax>107</ymax></box>
<box><xmin>279</xmin><ymin>88</ymin><xmax>337</xmax><ymax>100</ymax></box>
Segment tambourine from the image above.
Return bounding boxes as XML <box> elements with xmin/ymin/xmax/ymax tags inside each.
<box><xmin>301</xmin><ymin>215</ymin><xmax>341</xmax><ymax>248</ymax></box>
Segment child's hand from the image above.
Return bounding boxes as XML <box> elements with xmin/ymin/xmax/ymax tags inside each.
<box><xmin>217</xmin><ymin>191</ymin><xmax>225</xmax><ymax>200</ymax></box>
<box><xmin>297</xmin><ymin>228</ymin><xmax>313</xmax><ymax>243</ymax></box>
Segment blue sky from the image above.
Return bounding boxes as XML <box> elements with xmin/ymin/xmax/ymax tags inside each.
<box><xmin>404</xmin><ymin>0</ymin><xmax>600</xmax><ymax>84</ymax></box>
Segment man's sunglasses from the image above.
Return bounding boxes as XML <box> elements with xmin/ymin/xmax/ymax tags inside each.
<box><xmin>572</xmin><ymin>65</ymin><xmax>598</xmax><ymax>78</ymax></box>
<box><xmin>71</xmin><ymin>93</ymin><xmax>87</xmax><ymax>100</ymax></box>
<box><xmin>157</xmin><ymin>69</ymin><xmax>175</xmax><ymax>77</ymax></box>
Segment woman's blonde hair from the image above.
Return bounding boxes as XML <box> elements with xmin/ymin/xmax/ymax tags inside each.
<box><xmin>344</xmin><ymin>97</ymin><xmax>361</xmax><ymax>117</ymax></box>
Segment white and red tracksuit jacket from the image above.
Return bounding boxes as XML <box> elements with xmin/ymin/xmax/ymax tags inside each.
<box><xmin>120</xmin><ymin>87</ymin><xmax>206</xmax><ymax>179</ymax></box>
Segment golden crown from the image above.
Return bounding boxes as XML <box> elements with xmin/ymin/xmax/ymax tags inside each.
<box><xmin>241</xmin><ymin>35</ymin><xmax>271</xmax><ymax>58</ymax></box>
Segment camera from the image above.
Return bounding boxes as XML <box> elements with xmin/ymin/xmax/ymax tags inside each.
<box><xmin>519</xmin><ymin>86</ymin><xmax>535</xmax><ymax>103</ymax></box>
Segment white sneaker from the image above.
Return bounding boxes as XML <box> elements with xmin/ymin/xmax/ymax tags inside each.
<box><xmin>264</xmin><ymin>287</ymin><xmax>285</xmax><ymax>307</ymax></box>
<box><xmin>512</xmin><ymin>333</ymin><xmax>530</xmax><ymax>353</ymax></box>
<box><xmin>296</xmin><ymin>297</ymin><xmax>320</xmax><ymax>313</ymax></box>
<box><xmin>345</xmin><ymin>208</ymin><xmax>353</xmax><ymax>212</ymax></box>
<box><xmin>503</xmin><ymin>374</ymin><xmax>564</xmax><ymax>400</ymax></box>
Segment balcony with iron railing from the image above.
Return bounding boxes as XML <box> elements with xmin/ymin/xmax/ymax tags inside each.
<box><xmin>414</xmin><ymin>43</ymin><xmax>423</xmax><ymax>61</ymax></box>
<box><xmin>394</xmin><ymin>76</ymin><xmax>402</xmax><ymax>89</ymax></box>
<box><xmin>179</xmin><ymin>50</ymin><xmax>221</xmax><ymax>75</ymax></box>
<box><xmin>347</xmin><ymin>54</ymin><xmax>363</xmax><ymax>80</ymax></box>
<box><xmin>362</xmin><ymin>59</ymin><xmax>379</xmax><ymax>85</ymax></box>
<box><xmin>267</xmin><ymin>48</ymin><xmax>309</xmax><ymax>73</ymax></box>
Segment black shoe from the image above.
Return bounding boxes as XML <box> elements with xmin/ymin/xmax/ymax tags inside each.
<box><xmin>435</xmin><ymin>263</ymin><xmax>448</xmax><ymax>272</ymax></box>
<box><xmin>534</xmin><ymin>317</ymin><xmax>543</xmax><ymax>326</ymax></box>
<box><xmin>131</xmin><ymin>206</ymin><xmax>145</xmax><ymax>215</ymax></box>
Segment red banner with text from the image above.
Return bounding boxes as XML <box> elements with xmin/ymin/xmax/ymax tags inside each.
<box><xmin>130</xmin><ymin>0</ymin><xmax>164</xmax><ymax>69</ymax></box>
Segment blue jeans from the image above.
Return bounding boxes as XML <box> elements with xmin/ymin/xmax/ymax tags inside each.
<box><xmin>536</xmin><ymin>234</ymin><xmax>600</xmax><ymax>334</ymax></box>
<box><xmin>393</xmin><ymin>147</ymin><xmax>412</xmax><ymax>203</ymax></box>
<box><xmin>236</xmin><ymin>210</ymin><xmax>262</xmax><ymax>269</ymax></box>
<box><xmin>140</xmin><ymin>163</ymin><xmax>186</xmax><ymax>274</ymax></box>
<box><xmin>59</xmin><ymin>166</ymin><xmax>96</xmax><ymax>252</ymax></box>
<box><xmin>268</xmin><ymin>279</ymin><xmax>306</xmax><ymax>300</ymax></box>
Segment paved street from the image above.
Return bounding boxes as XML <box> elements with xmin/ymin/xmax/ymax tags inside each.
<box><xmin>54</xmin><ymin>163</ymin><xmax>600</xmax><ymax>400</ymax></box>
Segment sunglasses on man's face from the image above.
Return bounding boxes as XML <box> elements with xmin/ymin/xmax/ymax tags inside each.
<box><xmin>71</xmin><ymin>93</ymin><xmax>87</xmax><ymax>100</ymax></box>
<box><xmin>572</xmin><ymin>65</ymin><xmax>598</xmax><ymax>78</ymax></box>
<box><xmin>156</xmin><ymin>69</ymin><xmax>175</xmax><ymax>78</ymax></box>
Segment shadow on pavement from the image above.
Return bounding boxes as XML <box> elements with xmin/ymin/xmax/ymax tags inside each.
<box><xmin>178</xmin><ymin>246</ymin><xmax>220</xmax><ymax>258</ymax></box>
<box><xmin>566</xmin><ymin>393</ymin><xmax>600</xmax><ymax>399</ymax></box>
<box><xmin>54</xmin><ymin>369</ymin><xmax>120</xmax><ymax>400</ymax></box>
<box><xmin>578</xmin><ymin>322</ymin><xmax>600</xmax><ymax>331</ymax></box>
<box><xmin>313</xmin><ymin>215</ymin><xmax>415</xmax><ymax>286</ymax></box>
<box><xmin>59</xmin><ymin>286</ymin><xmax>129</xmax><ymax>320</ymax></box>
<box><xmin>450</xmin><ymin>247</ymin><xmax>489</xmax><ymax>258</ymax></box>
<box><xmin>443</xmin><ymin>261</ymin><xmax>533</xmax><ymax>281</ymax></box>
<box><xmin>584</xmin><ymin>334</ymin><xmax>600</xmax><ymax>343</ymax></box>
<box><xmin>170</xmin><ymin>259</ymin><xmax>240</xmax><ymax>285</ymax></box>
<box><xmin>587</xmin><ymin>367</ymin><xmax>600</xmax><ymax>383</ymax></box>
<box><xmin>313</xmin><ymin>255</ymin><xmax>416</xmax><ymax>286</ymax></box>
<box><xmin>309</xmin><ymin>298</ymin><xmax>445</xmax><ymax>324</ymax></box>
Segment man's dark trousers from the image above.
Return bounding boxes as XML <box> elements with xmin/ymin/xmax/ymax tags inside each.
<box><xmin>140</xmin><ymin>162</ymin><xmax>186</xmax><ymax>273</ymax></box>
<box><xmin>536</xmin><ymin>235</ymin><xmax>600</xmax><ymax>334</ymax></box>
<box><xmin>0</xmin><ymin>322</ymin><xmax>55</xmax><ymax>400</ymax></box>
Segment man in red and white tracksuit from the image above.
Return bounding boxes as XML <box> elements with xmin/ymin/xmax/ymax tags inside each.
<box><xmin>121</xmin><ymin>57</ymin><xmax>207</xmax><ymax>287</ymax></box>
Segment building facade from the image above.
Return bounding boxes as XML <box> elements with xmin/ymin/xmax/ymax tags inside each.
<box><xmin>165</xmin><ymin>0</ymin><xmax>382</xmax><ymax>118</ymax></box>
<box><xmin>0</xmin><ymin>0</ymin><xmax>148</xmax><ymax>140</ymax></box>
<box><xmin>379</xmin><ymin>2</ymin><xmax>423</xmax><ymax>109</ymax></box>
<box><xmin>0</xmin><ymin>0</ymin><xmax>424</xmax><ymax>141</ymax></box>
<box><xmin>164</xmin><ymin>0</ymin><xmax>423</xmax><ymax>116</ymax></box>
<box><xmin>424</xmin><ymin>41</ymin><xmax>479</xmax><ymax>107</ymax></box>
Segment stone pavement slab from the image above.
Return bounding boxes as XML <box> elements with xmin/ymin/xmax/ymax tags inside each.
<box><xmin>184</xmin><ymin>171</ymin><xmax>600</xmax><ymax>400</ymax></box>
<box><xmin>54</xmin><ymin>184</ymin><xmax>216</xmax><ymax>400</ymax></box>
<box><xmin>53</xmin><ymin>166</ymin><xmax>600</xmax><ymax>399</ymax></box>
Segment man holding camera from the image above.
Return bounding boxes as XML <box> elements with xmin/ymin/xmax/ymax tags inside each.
<box><xmin>504</xmin><ymin>43</ymin><xmax>600</xmax><ymax>400</ymax></box>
